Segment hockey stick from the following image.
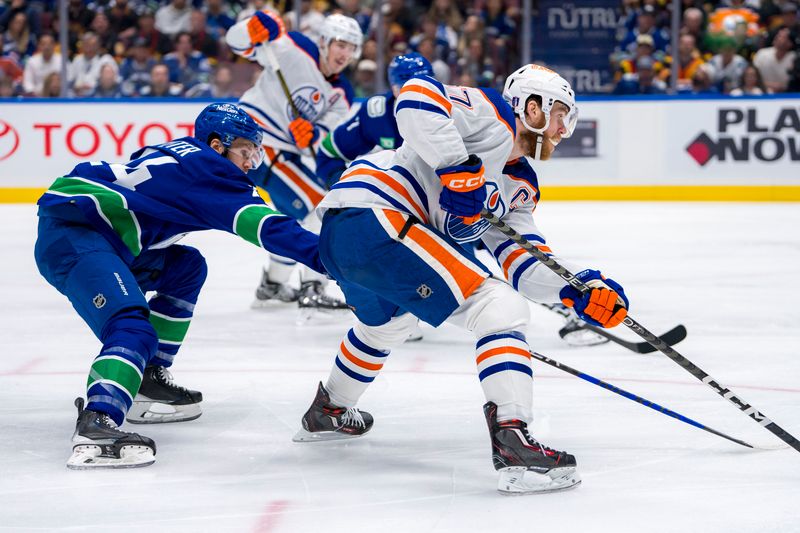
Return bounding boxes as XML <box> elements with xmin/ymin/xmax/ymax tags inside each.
<box><xmin>529</xmin><ymin>350</ymin><xmax>773</xmax><ymax>450</ymax></box>
<box><xmin>541</xmin><ymin>303</ymin><xmax>687</xmax><ymax>354</ymax></box>
<box><xmin>263</xmin><ymin>43</ymin><xmax>317</xmax><ymax>158</ymax></box>
<box><xmin>481</xmin><ymin>208</ymin><xmax>800</xmax><ymax>453</ymax></box>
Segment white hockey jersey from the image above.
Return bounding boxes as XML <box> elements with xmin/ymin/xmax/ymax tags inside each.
<box><xmin>318</xmin><ymin>76</ymin><xmax>585</xmax><ymax>303</ymax></box>
<box><xmin>226</xmin><ymin>14</ymin><xmax>354</xmax><ymax>154</ymax></box>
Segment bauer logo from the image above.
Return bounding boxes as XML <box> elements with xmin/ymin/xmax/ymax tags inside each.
<box><xmin>686</xmin><ymin>107</ymin><xmax>800</xmax><ymax>166</ymax></box>
<box><xmin>0</xmin><ymin>120</ymin><xmax>20</xmax><ymax>162</ymax></box>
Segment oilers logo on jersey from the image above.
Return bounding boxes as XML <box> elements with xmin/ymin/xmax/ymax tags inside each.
<box><xmin>290</xmin><ymin>86</ymin><xmax>327</xmax><ymax>122</ymax></box>
<box><xmin>444</xmin><ymin>183</ymin><xmax>506</xmax><ymax>243</ymax></box>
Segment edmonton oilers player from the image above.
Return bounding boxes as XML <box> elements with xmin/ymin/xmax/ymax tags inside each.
<box><xmin>34</xmin><ymin>103</ymin><xmax>326</xmax><ymax>469</ymax></box>
<box><xmin>226</xmin><ymin>11</ymin><xmax>361</xmax><ymax>311</ymax></box>
<box><xmin>314</xmin><ymin>53</ymin><xmax>434</xmax><ymax>185</ymax></box>
<box><xmin>293</xmin><ymin>66</ymin><xmax>629</xmax><ymax>494</ymax></box>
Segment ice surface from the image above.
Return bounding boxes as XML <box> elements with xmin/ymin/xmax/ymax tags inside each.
<box><xmin>2</xmin><ymin>202</ymin><xmax>799</xmax><ymax>532</ymax></box>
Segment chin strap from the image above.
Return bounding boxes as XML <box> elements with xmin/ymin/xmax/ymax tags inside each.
<box><xmin>533</xmin><ymin>135</ymin><xmax>543</xmax><ymax>160</ymax></box>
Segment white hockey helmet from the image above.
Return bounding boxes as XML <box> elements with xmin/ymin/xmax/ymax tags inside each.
<box><xmin>319</xmin><ymin>14</ymin><xmax>363</xmax><ymax>64</ymax></box>
<box><xmin>503</xmin><ymin>64</ymin><xmax>578</xmax><ymax>138</ymax></box>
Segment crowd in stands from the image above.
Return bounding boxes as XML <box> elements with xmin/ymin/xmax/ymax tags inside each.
<box><xmin>0</xmin><ymin>0</ymin><xmax>798</xmax><ymax>99</ymax></box>
<box><xmin>612</xmin><ymin>0</ymin><xmax>800</xmax><ymax>95</ymax></box>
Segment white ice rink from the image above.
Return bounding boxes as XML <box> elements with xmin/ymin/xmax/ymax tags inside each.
<box><xmin>1</xmin><ymin>202</ymin><xmax>799</xmax><ymax>533</ymax></box>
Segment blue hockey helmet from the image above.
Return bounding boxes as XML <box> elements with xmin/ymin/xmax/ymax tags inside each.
<box><xmin>194</xmin><ymin>103</ymin><xmax>263</xmax><ymax>149</ymax></box>
<box><xmin>387</xmin><ymin>53</ymin><xmax>434</xmax><ymax>88</ymax></box>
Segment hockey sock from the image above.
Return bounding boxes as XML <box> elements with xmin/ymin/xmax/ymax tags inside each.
<box><xmin>326</xmin><ymin>327</ymin><xmax>389</xmax><ymax>407</ymax></box>
<box><xmin>475</xmin><ymin>330</ymin><xmax>533</xmax><ymax>422</ymax></box>
<box><xmin>266</xmin><ymin>255</ymin><xmax>296</xmax><ymax>284</ymax></box>
<box><xmin>88</xmin><ymin>308</ymin><xmax>157</xmax><ymax>425</ymax></box>
<box><xmin>147</xmin><ymin>293</ymin><xmax>195</xmax><ymax>367</ymax></box>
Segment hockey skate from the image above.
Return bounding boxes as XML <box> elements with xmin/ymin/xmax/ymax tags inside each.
<box><xmin>293</xmin><ymin>382</ymin><xmax>374</xmax><ymax>442</ymax></box>
<box><xmin>405</xmin><ymin>323</ymin><xmax>424</xmax><ymax>342</ymax></box>
<box><xmin>558</xmin><ymin>313</ymin><xmax>610</xmax><ymax>347</ymax></box>
<box><xmin>297</xmin><ymin>280</ymin><xmax>350</xmax><ymax>320</ymax></box>
<box><xmin>484</xmin><ymin>402</ymin><xmax>580</xmax><ymax>495</ymax></box>
<box><xmin>67</xmin><ymin>397</ymin><xmax>156</xmax><ymax>469</ymax></box>
<box><xmin>126</xmin><ymin>366</ymin><xmax>202</xmax><ymax>424</ymax></box>
<box><xmin>252</xmin><ymin>269</ymin><xmax>299</xmax><ymax>308</ymax></box>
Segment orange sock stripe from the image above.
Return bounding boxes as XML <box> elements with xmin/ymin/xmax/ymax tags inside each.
<box><xmin>399</xmin><ymin>84</ymin><xmax>452</xmax><ymax>114</ymax></box>
<box><xmin>382</xmin><ymin>210</ymin><xmax>485</xmax><ymax>299</ymax></box>
<box><xmin>343</xmin><ymin>169</ymin><xmax>428</xmax><ymax>222</ymax></box>
<box><xmin>274</xmin><ymin>160</ymin><xmax>324</xmax><ymax>205</ymax></box>
<box><xmin>476</xmin><ymin>346</ymin><xmax>532</xmax><ymax>365</ymax></box>
<box><xmin>340</xmin><ymin>343</ymin><xmax>384</xmax><ymax>371</ymax></box>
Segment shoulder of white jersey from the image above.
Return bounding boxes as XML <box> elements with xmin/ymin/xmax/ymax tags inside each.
<box><xmin>395</xmin><ymin>74</ymin><xmax>452</xmax><ymax>118</ymax></box>
<box><xmin>476</xmin><ymin>86</ymin><xmax>517</xmax><ymax>138</ymax></box>
<box><xmin>286</xmin><ymin>31</ymin><xmax>321</xmax><ymax>65</ymax></box>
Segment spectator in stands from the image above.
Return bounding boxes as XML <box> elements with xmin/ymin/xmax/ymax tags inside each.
<box><xmin>380</xmin><ymin>0</ymin><xmax>417</xmax><ymax>40</ymax></box>
<box><xmin>140</xmin><ymin>63</ymin><xmax>182</xmax><ymax>97</ymax></box>
<box><xmin>204</xmin><ymin>0</ymin><xmax>236</xmax><ymax>40</ymax></box>
<box><xmin>480</xmin><ymin>0</ymin><xmax>517</xmax><ymax>44</ymax></box>
<box><xmin>2</xmin><ymin>11</ymin><xmax>36</xmax><ymax>61</ymax></box>
<box><xmin>22</xmin><ymin>33</ymin><xmax>62</xmax><ymax>95</ymax></box>
<box><xmin>90</xmin><ymin>63</ymin><xmax>123</xmax><ymax>97</ymax></box>
<box><xmin>661</xmin><ymin>33</ymin><xmax>706</xmax><ymax>91</ymax></box>
<box><xmin>753</xmin><ymin>26</ymin><xmax>797</xmax><ymax>92</ymax></box>
<box><xmin>287</xmin><ymin>0</ymin><xmax>326</xmax><ymax>41</ymax></box>
<box><xmin>616</xmin><ymin>33</ymin><xmax>667</xmax><ymax>81</ymax></box>
<box><xmin>69</xmin><ymin>32</ymin><xmax>118</xmax><ymax>96</ymax></box>
<box><xmin>336</xmin><ymin>0</ymin><xmax>372</xmax><ymax>34</ymax></box>
<box><xmin>189</xmin><ymin>10</ymin><xmax>219</xmax><ymax>58</ymax></box>
<box><xmin>185</xmin><ymin>62</ymin><xmax>238</xmax><ymax>98</ymax></box>
<box><xmin>120</xmin><ymin>37</ymin><xmax>156</xmax><ymax>96</ymax></box>
<box><xmin>614</xmin><ymin>55</ymin><xmax>667</xmax><ymax>94</ymax></box>
<box><xmin>457</xmin><ymin>37</ymin><xmax>495</xmax><ymax>87</ymax></box>
<box><xmin>163</xmin><ymin>31</ymin><xmax>211</xmax><ymax>91</ymax></box>
<box><xmin>730</xmin><ymin>63</ymin><xmax>767</xmax><ymax>94</ymax></box>
<box><xmin>352</xmin><ymin>58</ymin><xmax>377</xmax><ymax>98</ymax></box>
<box><xmin>90</xmin><ymin>12</ymin><xmax>120</xmax><ymax>58</ymax></box>
<box><xmin>155</xmin><ymin>0</ymin><xmax>192</xmax><ymax>39</ymax></box>
<box><xmin>108</xmin><ymin>0</ymin><xmax>139</xmax><ymax>38</ymax></box>
<box><xmin>236</xmin><ymin>0</ymin><xmax>270</xmax><ymax>23</ymax></box>
<box><xmin>66</xmin><ymin>0</ymin><xmax>94</xmax><ymax>52</ymax></box>
<box><xmin>682</xmin><ymin>7</ymin><xmax>710</xmax><ymax>54</ymax></box>
<box><xmin>40</xmin><ymin>71</ymin><xmax>62</xmax><ymax>97</ymax></box>
<box><xmin>690</xmin><ymin>63</ymin><xmax>719</xmax><ymax>94</ymax></box>
<box><xmin>620</xmin><ymin>5</ymin><xmax>670</xmax><ymax>54</ymax></box>
<box><xmin>133</xmin><ymin>11</ymin><xmax>173</xmax><ymax>58</ymax></box>
<box><xmin>0</xmin><ymin>75</ymin><xmax>16</xmax><ymax>97</ymax></box>
<box><xmin>708</xmin><ymin>35</ymin><xmax>749</xmax><ymax>92</ymax></box>
<box><xmin>415</xmin><ymin>35</ymin><xmax>450</xmax><ymax>83</ymax></box>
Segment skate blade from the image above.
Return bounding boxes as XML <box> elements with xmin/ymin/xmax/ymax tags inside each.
<box><xmin>292</xmin><ymin>428</ymin><xmax>365</xmax><ymax>443</ymax></box>
<box><xmin>125</xmin><ymin>401</ymin><xmax>202</xmax><ymax>425</ymax></box>
<box><xmin>497</xmin><ymin>466</ymin><xmax>581</xmax><ymax>495</ymax></box>
<box><xmin>67</xmin><ymin>444</ymin><xmax>155</xmax><ymax>470</ymax></box>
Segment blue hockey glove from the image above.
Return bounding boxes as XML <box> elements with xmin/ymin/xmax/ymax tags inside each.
<box><xmin>559</xmin><ymin>269</ymin><xmax>629</xmax><ymax>328</ymax></box>
<box><xmin>437</xmin><ymin>155</ymin><xmax>486</xmax><ymax>225</ymax></box>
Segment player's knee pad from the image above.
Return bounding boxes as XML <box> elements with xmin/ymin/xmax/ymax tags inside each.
<box><xmin>452</xmin><ymin>278</ymin><xmax>530</xmax><ymax>338</ymax></box>
<box><xmin>354</xmin><ymin>312</ymin><xmax>418</xmax><ymax>351</ymax></box>
<box><xmin>100</xmin><ymin>307</ymin><xmax>158</xmax><ymax>364</ymax></box>
<box><xmin>163</xmin><ymin>245</ymin><xmax>208</xmax><ymax>301</ymax></box>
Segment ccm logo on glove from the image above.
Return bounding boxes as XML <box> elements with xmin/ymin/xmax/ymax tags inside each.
<box><xmin>437</xmin><ymin>155</ymin><xmax>487</xmax><ymax>225</ymax></box>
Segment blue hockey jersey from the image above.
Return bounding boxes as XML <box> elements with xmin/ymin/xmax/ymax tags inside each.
<box><xmin>37</xmin><ymin>136</ymin><xmax>324</xmax><ymax>272</ymax></box>
<box><xmin>316</xmin><ymin>90</ymin><xmax>402</xmax><ymax>186</ymax></box>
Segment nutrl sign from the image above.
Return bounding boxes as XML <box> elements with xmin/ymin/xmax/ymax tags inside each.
<box><xmin>686</xmin><ymin>107</ymin><xmax>800</xmax><ymax>166</ymax></box>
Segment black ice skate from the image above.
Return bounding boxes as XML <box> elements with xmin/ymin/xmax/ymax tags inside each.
<box><xmin>484</xmin><ymin>401</ymin><xmax>581</xmax><ymax>494</ymax></box>
<box><xmin>126</xmin><ymin>366</ymin><xmax>202</xmax><ymax>424</ymax></box>
<box><xmin>252</xmin><ymin>269</ymin><xmax>299</xmax><ymax>308</ymax></box>
<box><xmin>293</xmin><ymin>382</ymin><xmax>374</xmax><ymax>442</ymax></box>
<box><xmin>67</xmin><ymin>397</ymin><xmax>156</xmax><ymax>469</ymax></box>
<box><xmin>297</xmin><ymin>281</ymin><xmax>350</xmax><ymax>312</ymax></box>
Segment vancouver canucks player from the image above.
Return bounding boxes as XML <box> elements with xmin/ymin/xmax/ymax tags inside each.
<box><xmin>34</xmin><ymin>103</ymin><xmax>326</xmax><ymax>469</ymax></box>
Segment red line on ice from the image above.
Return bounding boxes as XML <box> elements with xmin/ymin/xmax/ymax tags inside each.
<box><xmin>253</xmin><ymin>499</ymin><xmax>289</xmax><ymax>533</ymax></box>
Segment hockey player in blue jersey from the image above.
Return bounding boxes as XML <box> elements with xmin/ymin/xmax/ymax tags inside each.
<box><xmin>34</xmin><ymin>103</ymin><xmax>327</xmax><ymax>469</ymax></box>
<box><xmin>292</xmin><ymin>65</ymin><xmax>629</xmax><ymax>494</ymax></box>
<box><xmin>314</xmin><ymin>53</ymin><xmax>433</xmax><ymax>186</ymax></box>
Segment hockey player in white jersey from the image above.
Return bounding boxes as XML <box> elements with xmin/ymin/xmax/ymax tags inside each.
<box><xmin>293</xmin><ymin>65</ymin><xmax>630</xmax><ymax>494</ymax></box>
<box><xmin>226</xmin><ymin>10</ymin><xmax>361</xmax><ymax>312</ymax></box>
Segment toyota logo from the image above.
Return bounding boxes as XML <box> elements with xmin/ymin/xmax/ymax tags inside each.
<box><xmin>0</xmin><ymin>120</ymin><xmax>20</xmax><ymax>161</ymax></box>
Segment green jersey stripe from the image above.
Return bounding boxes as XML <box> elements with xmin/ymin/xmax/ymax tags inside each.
<box><xmin>149</xmin><ymin>312</ymin><xmax>192</xmax><ymax>344</ymax></box>
<box><xmin>87</xmin><ymin>358</ymin><xmax>143</xmax><ymax>401</ymax></box>
<box><xmin>47</xmin><ymin>177</ymin><xmax>143</xmax><ymax>256</ymax></box>
<box><xmin>233</xmin><ymin>204</ymin><xmax>280</xmax><ymax>247</ymax></box>
<box><xmin>320</xmin><ymin>134</ymin><xmax>343</xmax><ymax>159</ymax></box>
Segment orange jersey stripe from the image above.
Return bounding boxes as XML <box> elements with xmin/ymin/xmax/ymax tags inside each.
<box><xmin>399</xmin><ymin>84</ymin><xmax>453</xmax><ymax>114</ymax></box>
<box><xmin>501</xmin><ymin>245</ymin><xmax>551</xmax><ymax>279</ymax></box>
<box><xmin>274</xmin><ymin>159</ymin><xmax>324</xmax><ymax>205</ymax></box>
<box><xmin>343</xmin><ymin>168</ymin><xmax>428</xmax><ymax>223</ymax></box>
<box><xmin>476</xmin><ymin>346</ymin><xmax>532</xmax><ymax>365</ymax></box>
<box><xmin>383</xmin><ymin>210</ymin><xmax>485</xmax><ymax>299</ymax></box>
<box><xmin>479</xmin><ymin>90</ymin><xmax>514</xmax><ymax>140</ymax></box>
<box><xmin>340</xmin><ymin>343</ymin><xmax>383</xmax><ymax>371</ymax></box>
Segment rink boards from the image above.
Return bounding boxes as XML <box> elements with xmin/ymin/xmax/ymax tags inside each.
<box><xmin>1</xmin><ymin>95</ymin><xmax>799</xmax><ymax>202</ymax></box>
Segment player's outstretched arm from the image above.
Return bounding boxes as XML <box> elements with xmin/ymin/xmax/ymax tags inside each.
<box><xmin>225</xmin><ymin>9</ymin><xmax>285</xmax><ymax>60</ymax></box>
